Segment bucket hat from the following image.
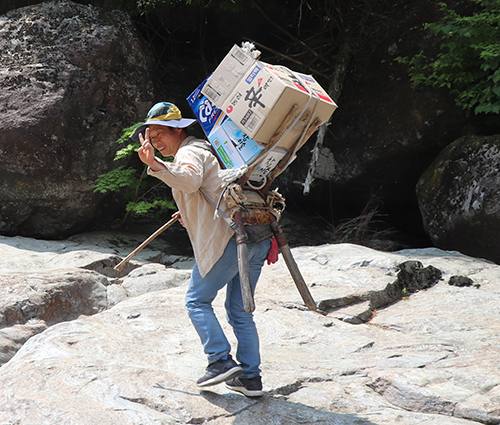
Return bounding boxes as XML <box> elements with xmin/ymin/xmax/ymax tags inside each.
<box><xmin>131</xmin><ymin>102</ymin><xmax>196</xmax><ymax>142</ymax></box>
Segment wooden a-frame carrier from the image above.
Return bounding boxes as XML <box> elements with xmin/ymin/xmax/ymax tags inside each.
<box><xmin>115</xmin><ymin>103</ymin><xmax>321</xmax><ymax>313</ymax></box>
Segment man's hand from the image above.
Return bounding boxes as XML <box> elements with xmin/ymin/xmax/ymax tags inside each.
<box><xmin>172</xmin><ymin>211</ymin><xmax>185</xmax><ymax>227</ymax></box>
<box><xmin>138</xmin><ymin>128</ymin><xmax>166</xmax><ymax>172</ymax></box>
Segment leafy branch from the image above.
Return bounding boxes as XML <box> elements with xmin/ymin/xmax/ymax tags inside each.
<box><xmin>396</xmin><ymin>0</ymin><xmax>500</xmax><ymax>117</ymax></box>
<box><xmin>94</xmin><ymin>122</ymin><xmax>176</xmax><ymax>227</ymax></box>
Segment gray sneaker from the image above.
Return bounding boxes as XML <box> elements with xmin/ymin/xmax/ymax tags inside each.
<box><xmin>225</xmin><ymin>376</ymin><xmax>263</xmax><ymax>397</ymax></box>
<box><xmin>197</xmin><ymin>355</ymin><xmax>243</xmax><ymax>387</ymax></box>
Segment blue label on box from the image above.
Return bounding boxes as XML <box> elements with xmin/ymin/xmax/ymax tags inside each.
<box><xmin>245</xmin><ymin>65</ymin><xmax>261</xmax><ymax>84</ymax></box>
<box><xmin>187</xmin><ymin>78</ymin><xmax>225</xmax><ymax>136</ymax></box>
<box><xmin>298</xmin><ymin>73</ymin><xmax>315</xmax><ymax>83</ymax></box>
<box><xmin>188</xmin><ymin>77</ymin><xmax>263</xmax><ymax>169</ymax></box>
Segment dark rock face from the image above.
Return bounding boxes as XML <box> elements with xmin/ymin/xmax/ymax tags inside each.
<box><xmin>0</xmin><ymin>0</ymin><xmax>39</xmax><ymax>16</ymax></box>
<box><xmin>0</xmin><ymin>0</ymin><xmax>156</xmax><ymax>238</ymax></box>
<box><xmin>278</xmin><ymin>0</ymin><xmax>486</xmax><ymax>239</ymax></box>
<box><xmin>416</xmin><ymin>135</ymin><xmax>500</xmax><ymax>264</ymax></box>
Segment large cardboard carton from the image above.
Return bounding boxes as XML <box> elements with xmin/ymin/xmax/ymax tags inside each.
<box><xmin>208</xmin><ymin>124</ymin><xmax>246</xmax><ymax>169</ymax></box>
<box><xmin>216</xmin><ymin>119</ymin><xmax>262</xmax><ymax>165</ymax></box>
<box><xmin>187</xmin><ymin>79</ymin><xmax>288</xmax><ymax>181</ymax></box>
<box><xmin>221</xmin><ymin>62</ymin><xmax>337</xmax><ymax>150</ymax></box>
<box><xmin>202</xmin><ymin>45</ymin><xmax>337</xmax><ymax>151</ymax></box>
<box><xmin>186</xmin><ymin>77</ymin><xmax>226</xmax><ymax>136</ymax></box>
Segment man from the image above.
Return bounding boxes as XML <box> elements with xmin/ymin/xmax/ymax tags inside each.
<box><xmin>132</xmin><ymin>102</ymin><xmax>270</xmax><ymax>397</ymax></box>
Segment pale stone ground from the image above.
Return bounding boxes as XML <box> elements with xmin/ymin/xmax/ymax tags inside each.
<box><xmin>0</xmin><ymin>232</ymin><xmax>499</xmax><ymax>424</ymax></box>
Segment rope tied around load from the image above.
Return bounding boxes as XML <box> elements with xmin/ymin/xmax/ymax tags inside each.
<box><xmin>223</xmin><ymin>183</ymin><xmax>285</xmax><ymax>225</ymax></box>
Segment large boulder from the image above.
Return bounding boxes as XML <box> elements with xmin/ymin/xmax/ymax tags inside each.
<box><xmin>0</xmin><ymin>0</ymin><xmax>156</xmax><ymax>238</ymax></box>
<box><xmin>0</xmin><ymin>269</ymin><xmax>108</xmax><ymax>329</ymax></box>
<box><xmin>416</xmin><ymin>134</ymin><xmax>500</xmax><ymax>264</ymax></box>
<box><xmin>0</xmin><ymin>0</ymin><xmax>39</xmax><ymax>15</ymax></box>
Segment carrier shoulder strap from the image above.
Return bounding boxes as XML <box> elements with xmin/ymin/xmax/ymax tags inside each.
<box><xmin>187</xmin><ymin>139</ymin><xmax>216</xmax><ymax>156</ymax></box>
<box><xmin>199</xmin><ymin>188</ymin><xmax>240</xmax><ymax>234</ymax></box>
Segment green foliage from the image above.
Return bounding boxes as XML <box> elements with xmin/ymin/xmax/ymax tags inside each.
<box><xmin>94</xmin><ymin>122</ymin><xmax>144</xmax><ymax>197</ymax></box>
<box><xmin>94</xmin><ymin>122</ymin><xmax>176</xmax><ymax>226</ymax></box>
<box><xmin>115</xmin><ymin>142</ymin><xmax>141</xmax><ymax>160</ymax></box>
<box><xmin>94</xmin><ymin>165</ymin><xmax>139</xmax><ymax>193</ymax></box>
<box><xmin>126</xmin><ymin>199</ymin><xmax>176</xmax><ymax>216</ymax></box>
<box><xmin>397</xmin><ymin>0</ymin><xmax>500</xmax><ymax>116</ymax></box>
<box><xmin>116</xmin><ymin>122</ymin><xmax>143</xmax><ymax>144</ymax></box>
<box><xmin>114</xmin><ymin>123</ymin><xmax>143</xmax><ymax>159</ymax></box>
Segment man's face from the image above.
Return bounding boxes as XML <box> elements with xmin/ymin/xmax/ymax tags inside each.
<box><xmin>148</xmin><ymin>125</ymin><xmax>182</xmax><ymax>157</ymax></box>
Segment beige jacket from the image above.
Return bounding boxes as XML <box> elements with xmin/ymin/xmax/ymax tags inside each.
<box><xmin>149</xmin><ymin>136</ymin><xmax>234</xmax><ymax>277</ymax></box>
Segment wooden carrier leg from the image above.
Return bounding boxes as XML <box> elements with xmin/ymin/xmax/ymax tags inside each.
<box><xmin>270</xmin><ymin>220</ymin><xmax>317</xmax><ymax>311</ymax></box>
<box><xmin>234</xmin><ymin>211</ymin><xmax>256</xmax><ymax>313</ymax></box>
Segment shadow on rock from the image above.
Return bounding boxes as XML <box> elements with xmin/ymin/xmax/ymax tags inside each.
<box><xmin>198</xmin><ymin>389</ymin><xmax>379</xmax><ymax>425</ymax></box>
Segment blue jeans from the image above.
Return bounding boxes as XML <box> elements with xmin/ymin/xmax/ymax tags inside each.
<box><xmin>185</xmin><ymin>236</ymin><xmax>271</xmax><ymax>379</ymax></box>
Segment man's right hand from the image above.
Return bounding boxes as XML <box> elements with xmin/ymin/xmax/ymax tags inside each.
<box><xmin>138</xmin><ymin>128</ymin><xmax>166</xmax><ymax>172</ymax></box>
<box><xmin>172</xmin><ymin>211</ymin><xmax>185</xmax><ymax>227</ymax></box>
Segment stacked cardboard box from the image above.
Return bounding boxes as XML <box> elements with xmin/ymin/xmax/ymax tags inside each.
<box><xmin>187</xmin><ymin>79</ymin><xmax>288</xmax><ymax>186</ymax></box>
<box><xmin>201</xmin><ymin>44</ymin><xmax>337</xmax><ymax>151</ymax></box>
<box><xmin>187</xmin><ymin>44</ymin><xmax>337</xmax><ymax>185</ymax></box>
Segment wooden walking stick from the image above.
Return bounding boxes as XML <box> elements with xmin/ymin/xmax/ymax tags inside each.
<box><xmin>114</xmin><ymin>215</ymin><xmax>180</xmax><ymax>272</ymax></box>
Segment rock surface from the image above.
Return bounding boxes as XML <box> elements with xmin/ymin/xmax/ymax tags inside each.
<box><xmin>0</xmin><ymin>232</ymin><xmax>499</xmax><ymax>424</ymax></box>
<box><xmin>0</xmin><ymin>268</ymin><xmax>107</xmax><ymax>328</ymax></box>
<box><xmin>278</xmin><ymin>0</ymin><xmax>487</xmax><ymax>238</ymax></box>
<box><xmin>417</xmin><ymin>134</ymin><xmax>500</xmax><ymax>264</ymax></box>
<box><xmin>0</xmin><ymin>0</ymin><xmax>155</xmax><ymax>237</ymax></box>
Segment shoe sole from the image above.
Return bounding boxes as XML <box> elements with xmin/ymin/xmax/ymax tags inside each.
<box><xmin>225</xmin><ymin>383</ymin><xmax>264</xmax><ymax>397</ymax></box>
<box><xmin>197</xmin><ymin>366</ymin><xmax>243</xmax><ymax>388</ymax></box>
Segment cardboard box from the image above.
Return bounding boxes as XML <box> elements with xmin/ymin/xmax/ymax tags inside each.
<box><xmin>257</xmin><ymin>146</ymin><xmax>288</xmax><ymax>176</ymax></box>
<box><xmin>188</xmin><ymin>77</ymin><xmax>293</xmax><ymax>183</ymax></box>
<box><xmin>222</xmin><ymin>62</ymin><xmax>337</xmax><ymax>150</ymax></box>
<box><xmin>187</xmin><ymin>79</ymin><xmax>263</xmax><ymax>170</ymax></box>
<box><xmin>202</xmin><ymin>45</ymin><xmax>337</xmax><ymax>151</ymax></box>
<box><xmin>208</xmin><ymin>124</ymin><xmax>246</xmax><ymax>169</ymax></box>
<box><xmin>247</xmin><ymin>146</ymin><xmax>289</xmax><ymax>188</ymax></box>
<box><xmin>186</xmin><ymin>77</ymin><xmax>226</xmax><ymax>136</ymax></box>
<box><xmin>202</xmin><ymin>44</ymin><xmax>257</xmax><ymax>107</ymax></box>
<box><xmin>217</xmin><ymin>119</ymin><xmax>263</xmax><ymax>165</ymax></box>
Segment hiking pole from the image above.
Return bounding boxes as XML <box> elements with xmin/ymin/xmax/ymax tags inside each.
<box><xmin>114</xmin><ymin>215</ymin><xmax>180</xmax><ymax>272</ymax></box>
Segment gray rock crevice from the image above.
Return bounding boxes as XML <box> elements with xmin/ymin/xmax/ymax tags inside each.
<box><xmin>318</xmin><ymin>260</ymin><xmax>443</xmax><ymax>324</ymax></box>
<box><xmin>0</xmin><ymin>269</ymin><xmax>108</xmax><ymax>329</ymax></box>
